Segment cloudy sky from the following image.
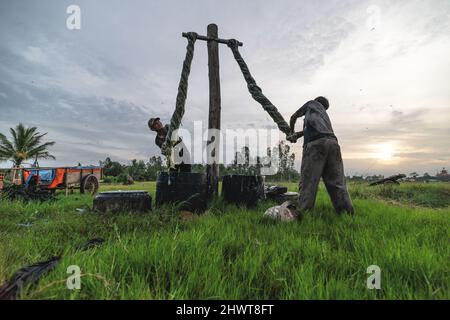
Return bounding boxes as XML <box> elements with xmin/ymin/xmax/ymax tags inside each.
<box><xmin>0</xmin><ymin>0</ymin><xmax>449</xmax><ymax>176</ymax></box>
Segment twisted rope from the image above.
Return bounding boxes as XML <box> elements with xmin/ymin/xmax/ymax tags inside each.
<box><xmin>162</xmin><ymin>32</ymin><xmax>198</xmax><ymax>167</ymax></box>
<box><xmin>227</xmin><ymin>40</ymin><xmax>298</xmax><ymax>142</ymax></box>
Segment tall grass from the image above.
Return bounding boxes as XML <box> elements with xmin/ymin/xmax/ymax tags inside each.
<box><xmin>0</xmin><ymin>182</ymin><xmax>448</xmax><ymax>299</ymax></box>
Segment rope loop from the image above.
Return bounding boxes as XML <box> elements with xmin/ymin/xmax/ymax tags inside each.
<box><xmin>185</xmin><ymin>32</ymin><xmax>198</xmax><ymax>42</ymax></box>
<box><xmin>227</xmin><ymin>39</ymin><xmax>240</xmax><ymax>49</ymax></box>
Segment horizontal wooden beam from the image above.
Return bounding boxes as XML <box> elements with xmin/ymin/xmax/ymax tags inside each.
<box><xmin>182</xmin><ymin>32</ymin><xmax>243</xmax><ymax>47</ymax></box>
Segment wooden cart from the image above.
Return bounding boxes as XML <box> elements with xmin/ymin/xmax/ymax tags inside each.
<box><xmin>4</xmin><ymin>166</ymin><xmax>103</xmax><ymax>195</ymax></box>
<box><xmin>0</xmin><ymin>172</ymin><xmax>4</xmax><ymax>192</ymax></box>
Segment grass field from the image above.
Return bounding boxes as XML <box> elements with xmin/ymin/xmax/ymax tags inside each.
<box><xmin>0</xmin><ymin>181</ymin><xmax>449</xmax><ymax>299</ymax></box>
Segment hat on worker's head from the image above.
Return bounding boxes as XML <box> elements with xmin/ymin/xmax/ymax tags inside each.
<box><xmin>148</xmin><ymin>117</ymin><xmax>161</xmax><ymax>129</ymax></box>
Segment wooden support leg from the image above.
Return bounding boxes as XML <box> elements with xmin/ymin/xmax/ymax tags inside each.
<box><xmin>206</xmin><ymin>23</ymin><xmax>221</xmax><ymax>198</ymax></box>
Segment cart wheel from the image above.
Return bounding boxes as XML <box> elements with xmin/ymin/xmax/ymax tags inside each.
<box><xmin>81</xmin><ymin>175</ymin><xmax>99</xmax><ymax>195</ymax></box>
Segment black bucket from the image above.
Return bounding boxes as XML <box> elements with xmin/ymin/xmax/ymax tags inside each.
<box><xmin>222</xmin><ymin>175</ymin><xmax>265</xmax><ymax>207</ymax></box>
<box><xmin>93</xmin><ymin>191</ymin><xmax>152</xmax><ymax>213</ymax></box>
<box><xmin>155</xmin><ymin>172</ymin><xmax>207</xmax><ymax>212</ymax></box>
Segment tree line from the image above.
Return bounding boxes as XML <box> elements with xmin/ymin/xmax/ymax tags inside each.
<box><xmin>100</xmin><ymin>141</ymin><xmax>300</xmax><ymax>183</ymax></box>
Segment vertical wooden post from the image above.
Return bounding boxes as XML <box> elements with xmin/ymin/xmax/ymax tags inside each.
<box><xmin>206</xmin><ymin>23</ymin><xmax>221</xmax><ymax>198</ymax></box>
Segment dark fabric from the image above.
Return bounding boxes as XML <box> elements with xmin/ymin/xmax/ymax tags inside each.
<box><xmin>154</xmin><ymin>124</ymin><xmax>191</xmax><ymax>172</ymax></box>
<box><xmin>304</xmin><ymin>121</ymin><xmax>337</xmax><ymax>146</ymax></box>
<box><xmin>155</xmin><ymin>124</ymin><xmax>186</xmax><ymax>152</ymax></box>
<box><xmin>291</xmin><ymin>100</ymin><xmax>337</xmax><ymax>146</ymax></box>
<box><xmin>77</xmin><ymin>238</ymin><xmax>105</xmax><ymax>251</ymax></box>
<box><xmin>155</xmin><ymin>124</ymin><xmax>169</xmax><ymax>149</ymax></box>
<box><xmin>298</xmin><ymin>138</ymin><xmax>354</xmax><ymax>214</ymax></box>
<box><xmin>0</xmin><ymin>256</ymin><xmax>60</xmax><ymax>300</ymax></box>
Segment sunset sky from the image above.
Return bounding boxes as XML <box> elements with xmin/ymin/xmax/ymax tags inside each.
<box><xmin>1</xmin><ymin>0</ymin><xmax>449</xmax><ymax>176</ymax></box>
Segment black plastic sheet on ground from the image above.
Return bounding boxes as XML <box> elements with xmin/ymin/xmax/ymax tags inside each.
<box><xmin>0</xmin><ymin>256</ymin><xmax>61</xmax><ymax>300</ymax></box>
<box><xmin>0</xmin><ymin>237</ymin><xmax>105</xmax><ymax>300</ymax></box>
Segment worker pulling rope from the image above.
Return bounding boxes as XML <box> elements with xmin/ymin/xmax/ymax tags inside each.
<box><xmin>161</xmin><ymin>32</ymin><xmax>198</xmax><ymax>168</ymax></box>
<box><xmin>226</xmin><ymin>39</ymin><xmax>298</xmax><ymax>143</ymax></box>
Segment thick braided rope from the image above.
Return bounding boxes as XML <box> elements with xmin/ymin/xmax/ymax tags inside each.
<box><xmin>162</xmin><ymin>32</ymin><xmax>197</xmax><ymax>167</ymax></box>
<box><xmin>227</xmin><ymin>40</ymin><xmax>297</xmax><ymax>142</ymax></box>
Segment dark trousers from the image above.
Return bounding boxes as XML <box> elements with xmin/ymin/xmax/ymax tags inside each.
<box><xmin>299</xmin><ymin>137</ymin><xmax>354</xmax><ymax>214</ymax></box>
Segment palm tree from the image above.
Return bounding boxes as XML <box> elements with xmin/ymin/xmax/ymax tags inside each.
<box><xmin>0</xmin><ymin>123</ymin><xmax>55</xmax><ymax>167</ymax></box>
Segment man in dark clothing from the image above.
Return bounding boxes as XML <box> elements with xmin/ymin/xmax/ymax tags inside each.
<box><xmin>148</xmin><ymin>117</ymin><xmax>191</xmax><ymax>173</ymax></box>
<box><xmin>290</xmin><ymin>96</ymin><xmax>354</xmax><ymax>214</ymax></box>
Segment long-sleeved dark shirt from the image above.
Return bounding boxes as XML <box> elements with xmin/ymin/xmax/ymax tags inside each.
<box><xmin>155</xmin><ymin>124</ymin><xmax>188</xmax><ymax>159</ymax></box>
<box><xmin>155</xmin><ymin>124</ymin><xmax>170</xmax><ymax>149</ymax></box>
<box><xmin>290</xmin><ymin>100</ymin><xmax>337</xmax><ymax>146</ymax></box>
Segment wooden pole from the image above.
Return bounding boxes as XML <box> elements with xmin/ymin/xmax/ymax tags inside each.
<box><xmin>206</xmin><ymin>23</ymin><xmax>221</xmax><ymax>198</ymax></box>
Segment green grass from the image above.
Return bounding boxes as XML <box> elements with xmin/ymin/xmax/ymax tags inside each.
<box><xmin>349</xmin><ymin>182</ymin><xmax>450</xmax><ymax>208</ymax></box>
<box><xmin>0</xmin><ymin>181</ymin><xmax>449</xmax><ymax>299</ymax></box>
